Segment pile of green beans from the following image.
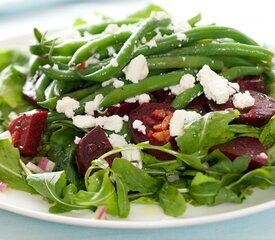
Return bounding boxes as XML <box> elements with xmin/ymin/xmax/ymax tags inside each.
<box><xmin>28</xmin><ymin>11</ymin><xmax>274</xmax><ymax>113</ymax></box>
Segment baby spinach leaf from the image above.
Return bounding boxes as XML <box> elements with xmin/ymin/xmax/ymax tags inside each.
<box><xmin>158</xmin><ymin>183</ymin><xmax>186</xmax><ymax>217</ymax></box>
<box><xmin>176</xmin><ymin>110</ymin><xmax>239</xmax><ymax>155</ymax></box>
<box><xmin>0</xmin><ymin>138</ymin><xmax>35</xmax><ymax>193</ymax></box>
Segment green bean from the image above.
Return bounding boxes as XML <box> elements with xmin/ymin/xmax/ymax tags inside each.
<box><xmin>50</xmin><ymin>56</ymin><xmax>72</xmax><ymax>64</ymax></box>
<box><xmin>76</xmin><ymin>19</ymin><xmax>140</xmax><ymax>35</ymax></box>
<box><xmin>99</xmin><ymin>69</ymin><xmax>195</xmax><ymax>108</ymax></box>
<box><xmin>29</xmin><ymin>55</ymin><xmax>49</xmax><ymax>76</ymax></box>
<box><xmin>187</xmin><ymin>13</ymin><xmax>202</xmax><ymax>26</ymax></box>
<box><xmin>211</xmin><ymin>56</ymin><xmax>254</xmax><ymax>67</ymax></box>
<box><xmin>38</xmin><ymin>97</ymin><xmax>58</xmax><ymax>110</ymax></box>
<box><xmin>147</xmin><ymin>56</ymin><xmax>224</xmax><ymax>70</ymax></box>
<box><xmin>76</xmin><ymin>17</ymin><xmax>171</xmax><ymax>81</ymax></box>
<box><xmin>53</xmin><ymin>80</ymin><xmax>86</xmax><ymax>96</ymax></box>
<box><xmin>41</xmin><ymin>67</ymin><xmax>80</xmax><ymax>81</ymax></box>
<box><xmin>171</xmin><ymin>84</ymin><xmax>203</xmax><ymax>109</ymax></box>
<box><xmin>165</xmin><ymin>43</ymin><xmax>273</xmax><ymax>62</ymax></box>
<box><xmin>35</xmin><ymin>74</ymin><xmax>52</xmax><ymax>102</ymax></box>
<box><xmin>220</xmin><ymin>66</ymin><xmax>264</xmax><ymax>81</ymax></box>
<box><xmin>134</xmin><ymin>26</ymin><xmax>259</xmax><ymax>58</ymax></box>
<box><xmin>44</xmin><ymin>80</ymin><xmax>58</xmax><ymax>99</ymax></box>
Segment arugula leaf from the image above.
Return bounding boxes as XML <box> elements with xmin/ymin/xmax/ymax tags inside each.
<box><xmin>260</xmin><ymin>116</ymin><xmax>275</xmax><ymax>147</ymax></box>
<box><xmin>112</xmin><ymin>158</ymin><xmax>162</xmax><ymax>193</ymax></box>
<box><xmin>0</xmin><ymin>138</ymin><xmax>35</xmax><ymax>193</ymax></box>
<box><xmin>0</xmin><ymin>65</ymin><xmax>27</xmax><ymax>108</ymax></box>
<box><xmin>176</xmin><ymin>110</ymin><xmax>239</xmax><ymax>155</ymax></box>
<box><xmin>158</xmin><ymin>183</ymin><xmax>186</xmax><ymax>217</ymax></box>
<box><xmin>127</xmin><ymin>4</ymin><xmax>166</xmax><ymax>19</ymax></box>
<box><xmin>0</xmin><ymin>50</ymin><xmax>27</xmax><ymax>72</ymax></box>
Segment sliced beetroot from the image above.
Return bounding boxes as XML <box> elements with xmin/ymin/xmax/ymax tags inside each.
<box><xmin>76</xmin><ymin>126</ymin><xmax>115</xmax><ymax>175</ymax></box>
<box><xmin>186</xmin><ymin>94</ymin><xmax>210</xmax><ymax>115</ymax></box>
<box><xmin>129</xmin><ymin>103</ymin><xmax>176</xmax><ymax>159</ymax></box>
<box><xmin>22</xmin><ymin>74</ymin><xmax>41</xmax><ymax>104</ymax></box>
<box><xmin>210</xmin><ymin>137</ymin><xmax>268</xmax><ymax>170</ymax></box>
<box><xmin>151</xmin><ymin>89</ymin><xmax>175</xmax><ymax>104</ymax></box>
<box><xmin>106</xmin><ymin>102</ymin><xmax>139</xmax><ymax>117</ymax></box>
<box><xmin>8</xmin><ymin>111</ymin><xmax>48</xmax><ymax>157</ymax></box>
<box><xmin>207</xmin><ymin>90</ymin><xmax>275</xmax><ymax>127</ymax></box>
<box><xmin>235</xmin><ymin>75</ymin><xmax>266</xmax><ymax>93</ymax></box>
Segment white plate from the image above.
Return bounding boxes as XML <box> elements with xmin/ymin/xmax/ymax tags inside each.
<box><xmin>1</xmin><ymin>1</ymin><xmax>275</xmax><ymax>229</ymax></box>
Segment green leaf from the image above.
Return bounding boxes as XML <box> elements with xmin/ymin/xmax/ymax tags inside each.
<box><xmin>176</xmin><ymin>110</ymin><xmax>239</xmax><ymax>155</ymax></box>
<box><xmin>127</xmin><ymin>4</ymin><xmax>166</xmax><ymax>19</ymax></box>
<box><xmin>0</xmin><ymin>138</ymin><xmax>35</xmax><ymax>193</ymax></box>
<box><xmin>158</xmin><ymin>183</ymin><xmax>186</xmax><ymax>217</ymax></box>
<box><xmin>0</xmin><ymin>65</ymin><xmax>27</xmax><ymax>108</ymax></box>
<box><xmin>111</xmin><ymin>158</ymin><xmax>162</xmax><ymax>193</ymax></box>
<box><xmin>73</xmin><ymin>18</ymin><xmax>87</xmax><ymax>27</ymax></box>
<box><xmin>260</xmin><ymin>116</ymin><xmax>275</xmax><ymax>147</ymax></box>
<box><xmin>0</xmin><ymin>50</ymin><xmax>27</xmax><ymax>72</ymax></box>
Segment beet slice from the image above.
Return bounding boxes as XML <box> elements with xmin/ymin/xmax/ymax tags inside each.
<box><xmin>8</xmin><ymin>111</ymin><xmax>48</xmax><ymax>157</ymax></box>
<box><xmin>186</xmin><ymin>94</ymin><xmax>210</xmax><ymax>115</ymax></box>
<box><xmin>210</xmin><ymin>137</ymin><xmax>267</xmax><ymax>170</ymax></box>
<box><xmin>235</xmin><ymin>75</ymin><xmax>266</xmax><ymax>93</ymax></box>
<box><xmin>106</xmin><ymin>102</ymin><xmax>139</xmax><ymax>117</ymax></box>
<box><xmin>128</xmin><ymin>103</ymin><xmax>176</xmax><ymax>159</ymax></box>
<box><xmin>151</xmin><ymin>89</ymin><xmax>175</xmax><ymax>104</ymax></box>
<box><xmin>207</xmin><ymin>90</ymin><xmax>275</xmax><ymax>127</ymax></box>
<box><xmin>76</xmin><ymin>126</ymin><xmax>115</xmax><ymax>175</ymax></box>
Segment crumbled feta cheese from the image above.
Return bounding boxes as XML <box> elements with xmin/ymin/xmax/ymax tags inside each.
<box><xmin>120</xmin><ymin>24</ymin><xmax>137</xmax><ymax>32</ymax></box>
<box><xmin>8</xmin><ymin>111</ymin><xmax>18</xmax><ymax>121</ymax></box>
<box><xmin>87</xmin><ymin>57</ymin><xmax>100</xmax><ymax>65</ymax></box>
<box><xmin>121</xmin><ymin>145</ymin><xmax>142</xmax><ymax>168</ymax></box>
<box><xmin>232</xmin><ymin>91</ymin><xmax>255</xmax><ymax>109</ymax></box>
<box><xmin>96</xmin><ymin>115</ymin><xmax>124</xmax><ymax>133</ymax></box>
<box><xmin>122</xmin><ymin>115</ymin><xmax>129</xmax><ymax>122</ymax></box>
<box><xmin>74</xmin><ymin>136</ymin><xmax>82</xmax><ymax>144</ymax></box>
<box><xmin>104</xmin><ymin>24</ymin><xmax>120</xmax><ymax>34</ymax></box>
<box><xmin>108</xmin><ymin>133</ymin><xmax>128</xmax><ymax>148</ymax></box>
<box><xmin>141</xmin><ymin>37</ymin><xmax>147</xmax><ymax>44</ymax></box>
<box><xmin>197</xmin><ymin>65</ymin><xmax>240</xmax><ymax>104</ymax></box>
<box><xmin>169</xmin><ymin>110</ymin><xmax>201</xmax><ymax>137</ymax></box>
<box><xmin>113</xmin><ymin>79</ymin><xmax>124</xmax><ymax>88</ymax></box>
<box><xmin>125</xmin><ymin>93</ymin><xmax>151</xmax><ymax>104</ymax></box>
<box><xmin>24</xmin><ymin>109</ymin><xmax>38</xmax><ymax>116</ymax></box>
<box><xmin>101</xmin><ymin>78</ymin><xmax>114</xmax><ymax>87</ymax></box>
<box><xmin>172</xmin><ymin>18</ymin><xmax>192</xmax><ymax>33</ymax></box>
<box><xmin>145</xmin><ymin>39</ymin><xmax>157</xmax><ymax>48</ymax></box>
<box><xmin>154</xmin><ymin>28</ymin><xmax>163</xmax><ymax>40</ymax></box>
<box><xmin>169</xmin><ymin>74</ymin><xmax>196</xmax><ymax>95</ymax></box>
<box><xmin>56</xmin><ymin>97</ymin><xmax>80</xmax><ymax>118</ymax></box>
<box><xmin>228</xmin><ymin>82</ymin><xmax>240</xmax><ymax>95</ymax></box>
<box><xmin>176</xmin><ymin>33</ymin><xmax>187</xmax><ymax>41</ymax></box>
<box><xmin>132</xmin><ymin>120</ymin><xmax>146</xmax><ymax>135</ymax></box>
<box><xmin>110</xmin><ymin>58</ymin><xmax>119</xmax><ymax>67</ymax></box>
<box><xmin>107</xmin><ymin>46</ymin><xmax>116</xmax><ymax>56</ymax></box>
<box><xmin>72</xmin><ymin>115</ymin><xmax>96</xmax><ymax>128</ymax></box>
<box><xmin>85</xmin><ymin>94</ymin><xmax>103</xmax><ymax>115</ymax></box>
<box><xmin>123</xmin><ymin>55</ymin><xmax>149</xmax><ymax>83</ymax></box>
<box><xmin>150</xmin><ymin>11</ymin><xmax>168</xmax><ymax>20</ymax></box>
<box><xmin>52</xmin><ymin>64</ymin><xmax>59</xmax><ymax>70</ymax></box>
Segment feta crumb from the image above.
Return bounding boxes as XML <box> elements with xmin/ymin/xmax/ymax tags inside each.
<box><xmin>122</xmin><ymin>115</ymin><xmax>129</xmax><ymax>122</ymax></box>
<box><xmin>56</xmin><ymin>97</ymin><xmax>80</xmax><ymax>118</ymax></box>
<box><xmin>132</xmin><ymin>120</ymin><xmax>146</xmax><ymax>135</ymax></box>
<box><xmin>176</xmin><ymin>33</ymin><xmax>187</xmax><ymax>41</ymax></box>
<box><xmin>72</xmin><ymin>115</ymin><xmax>96</xmax><ymax>128</ymax></box>
<box><xmin>197</xmin><ymin>65</ymin><xmax>240</xmax><ymax>104</ymax></box>
<box><xmin>150</xmin><ymin>11</ymin><xmax>168</xmax><ymax>20</ymax></box>
<box><xmin>87</xmin><ymin>57</ymin><xmax>100</xmax><ymax>65</ymax></box>
<box><xmin>8</xmin><ymin>112</ymin><xmax>18</xmax><ymax>121</ymax></box>
<box><xmin>141</xmin><ymin>37</ymin><xmax>147</xmax><ymax>44</ymax></box>
<box><xmin>121</xmin><ymin>145</ymin><xmax>142</xmax><ymax>168</ymax></box>
<box><xmin>169</xmin><ymin>110</ymin><xmax>201</xmax><ymax>137</ymax></box>
<box><xmin>172</xmin><ymin>18</ymin><xmax>192</xmax><ymax>33</ymax></box>
<box><xmin>123</xmin><ymin>55</ymin><xmax>149</xmax><ymax>83</ymax></box>
<box><xmin>85</xmin><ymin>94</ymin><xmax>103</xmax><ymax>115</ymax></box>
<box><xmin>145</xmin><ymin>39</ymin><xmax>157</xmax><ymax>48</ymax></box>
<box><xmin>113</xmin><ymin>79</ymin><xmax>124</xmax><ymax>88</ymax></box>
<box><xmin>107</xmin><ymin>46</ymin><xmax>116</xmax><ymax>56</ymax></box>
<box><xmin>169</xmin><ymin>74</ymin><xmax>196</xmax><ymax>95</ymax></box>
<box><xmin>232</xmin><ymin>91</ymin><xmax>255</xmax><ymax>109</ymax></box>
<box><xmin>228</xmin><ymin>82</ymin><xmax>240</xmax><ymax>95</ymax></box>
<box><xmin>101</xmin><ymin>78</ymin><xmax>114</xmax><ymax>87</ymax></box>
<box><xmin>110</xmin><ymin>58</ymin><xmax>119</xmax><ymax>67</ymax></box>
<box><xmin>96</xmin><ymin>115</ymin><xmax>124</xmax><ymax>133</ymax></box>
<box><xmin>52</xmin><ymin>64</ymin><xmax>59</xmax><ymax>70</ymax></box>
<box><xmin>74</xmin><ymin>136</ymin><xmax>82</xmax><ymax>144</ymax></box>
<box><xmin>125</xmin><ymin>93</ymin><xmax>151</xmax><ymax>104</ymax></box>
<box><xmin>108</xmin><ymin>133</ymin><xmax>128</xmax><ymax>148</ymax></box>
<box><xmin>104</xmin><ymin>24</ymin><xmax>120</xmax><ymax>34</ymax></box>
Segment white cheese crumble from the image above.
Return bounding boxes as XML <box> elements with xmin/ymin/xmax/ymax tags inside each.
<box><xmin>101</xmin><ymin>78</ymin><xmax>115</xmax><ymax>87</ymax></box>
<box><xmin>125</xmin><ymin>93</ymin><xmax>151</xmax><ymax>104</ymax></box>
<box><xmin>108</xmin><ymin>133</ymin><xmax>128</xmax><ymax>148</ymax></box>
<box><xmin>168</xmin><ymin>74</ymin><xmax>196</xmax><ymax>95</ymax></box>
<box><xmin>104</xmin><ymin>24</ymin><xmax>120</xmax><ymax>34</ymax></box>
<box><xmin>169</xmin><ymin>110</ymin><xmax>201</xmax><ymax>137</ymax></box>
<box><xmin>87</xmin><ymin>56</ymin><xmax>100</xmax><ymax>65</ymax></box>
<box><xmin>74</xmin><ymin>136</ymin><xmax>82</xmax><ymax>144</ymax></box>
<box><xmin>171</xmin><ymin>18</ymin><xmax>192</xmax><ymax>33</ymax></box>
<box><xmin>110</xmin><ymin>58</ymin><xmax>119</xmax><ymax>67</ymax></box>
<box><xmin>176</xmin><ymin>33</ymin><xmax>187</xmax><ymax>41</ymax></box>
<box><xmin>122</xmin><ymin>115</ymin><xmax>129</xmax><ymax>122</ymax></box>
<box><xmin>132</xmin><ymin>120</ymin><xmax>146</xmax><ymax>135</ymax></box>
<box><xmin>197</xmin><ymin>65</ymin><xmax>240</xmax><ymax>104</ymax></box>
<box><xmin>56</xmin><ymin>97</ymin><xmax>80</xmax><ymax>118</ymax></box>
<box><xmin>123</xmin><ymin>55</ymin><xmax>149</xmax><ymax>83</ymax></box>
<box><xmin>96</xmin><ymin>115</ymin><xmax>124</xmax><ymax>133</ymax></box>
<box><xmin>113</xmin><ymin>79</ymin><xmax>124</xmax><ymax>88</ymax></box>
<box><xmin>72</xmin><ymin>115</ymin><xmax>96</xmax><ymax>128</ymax></box>
<box><xmin>150</xmin><ymin>11</ymin><xmax>168</xmax><ymax>20</ymax></box>
<box><xmin>85</xmin><ymin>94</ymin><xmax>103</xmax><ymax>116</ymax></box>
<box><xmin>121</xmin><ymin>145</ymin><xmax>143</xmax><ymax>169</ymax></box>
<box><xmin>145</xmin><ymin>39</ymin><xmax>157</xmax><ymax>48</ymax></box>
<box><xmin>232</xmin><ymin>91</ymin><xmax>255</xmax><ymax>109</ymax></box>
<box><xmin>107</xmin><ymin>46</ymin><xmax>116</xmax><ymax>56</ymax></box>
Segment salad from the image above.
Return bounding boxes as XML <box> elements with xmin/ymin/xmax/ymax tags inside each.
<box><xmin>0</xmin><ymin>4</ymin><xmax>275</xmax><ymax>219</ymax></box>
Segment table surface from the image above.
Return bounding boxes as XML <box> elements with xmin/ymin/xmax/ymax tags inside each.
<box><xmin>1</xmin><ymin>0</ymin><xmax>275</xmax><ymax>239</ymax></box>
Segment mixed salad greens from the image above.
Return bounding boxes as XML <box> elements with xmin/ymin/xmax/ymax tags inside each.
<box><xmin>0</xmin><ymin>4</ymin><xmax>275</xmax><ymax>219</ymax></box>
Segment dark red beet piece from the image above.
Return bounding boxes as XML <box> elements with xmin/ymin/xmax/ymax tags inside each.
<box><xmin>186</xmin><ymin>94</ymin><xmax>210</xmax><ymax>115</ymax></box>
<box><xmin>129</xmin><ymin>103</ymin><xmax>176</xmax><ymax>159</ymax></box>
<box><xmin>76</xmin><ymin>126</ymin><xmax>115</xmax><ymax>175</ymax></box>
<box><xmin>210</xmin><ymin>137</ymin><xmax>268</xmax><ymax>170</ymax></box>
<box><xmin>7</xmin><ymin>111</ymin><xmax>48</xmax><ymax>157</ymax></box>
<box><xmin>151</xmin><ymin>89</ymin><xmax>175</xmax><ymax>104</ymax></box>
<box><xmin>235</xmin><ymin>75</ymin><xmax>266</xmax><ymax>93</ymax></box>
<box><xmin>106</xmin><ymin>102</ymin><xmax>139</xmax><ymax>117</ymax></box>
<box><xmin>207</xmin><ymin>90</ymin><xmax>275</xmax><ymax>127</ymax></box>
